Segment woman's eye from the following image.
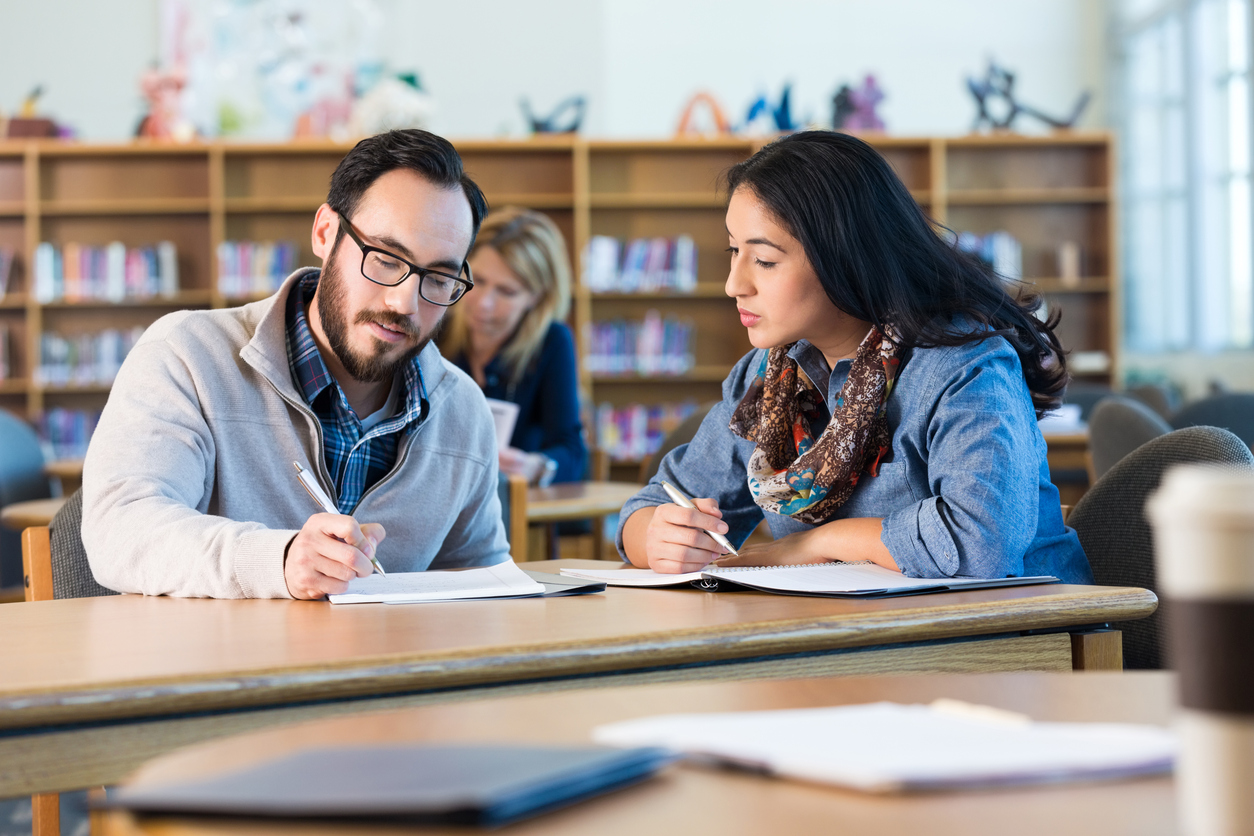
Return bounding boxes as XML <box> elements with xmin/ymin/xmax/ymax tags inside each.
<box><xmin>754</xmin><ymin>258</ymin><xmax>776</xmax><ymax>269</ymax></box>
<box><xmin>725</xmin><ymin>247</ymin><xmax>738</xmax><ymax>256</ymax></box>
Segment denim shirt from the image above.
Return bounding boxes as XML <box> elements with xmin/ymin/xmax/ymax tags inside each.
<box><xmin>616</xmin><ymin>336</ymin><xmax>1093</xmax><ymax>584</ymax></box>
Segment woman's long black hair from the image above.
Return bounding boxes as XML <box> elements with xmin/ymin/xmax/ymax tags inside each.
<box><xmin>723</xmin><ymin>130</ymin><xmax>1067</xmax><ymax>417</ymax></box>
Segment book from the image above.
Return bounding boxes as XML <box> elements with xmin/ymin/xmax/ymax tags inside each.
<box><xmin>559</xmin><ymin>562</ymin><xmax>1058</xmax><ymax>598</ymax></box>
<box><xmin>106</xmin><ymin>743</ymin><xmax>675</xmax><ymax>827</ymax></box>
<box><xmin>593</xmin><ymin>700</ymin><xmax>1174</xmax><ymax>793</ymax></box>
<box><xmin>329</xmin><ymin>560</ymin><xmax>546</xmax><ymax>604</ymax></box>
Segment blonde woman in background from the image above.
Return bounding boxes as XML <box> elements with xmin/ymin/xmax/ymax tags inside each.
<box><xmin>441</xmin><ymin>207</ymin><xmax>587</xmax><ymax>486</ymax></box>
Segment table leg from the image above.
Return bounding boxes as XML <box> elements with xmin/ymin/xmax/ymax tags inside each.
<box><xmin>1070</xmin><ymin>629</ymin><xmax>1123</xmax><ymax>670</ymax></box>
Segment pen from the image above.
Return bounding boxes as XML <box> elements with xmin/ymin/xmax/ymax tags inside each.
<box><xmin>292</xmin><ymin>461</ymin><xmax>387</xmax><ymax>577</ymax></box>
<box><xmin>660</xmin><ymin>481</ymin><xmax>739</xmax><ymax>557</ymax></box>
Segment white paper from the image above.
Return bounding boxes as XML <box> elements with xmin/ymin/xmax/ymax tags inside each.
<box><xmin>329</xmin><ymin>561</ymin><xmax>545</xmax><ymax>604</ymax></box>
<box><xmin>594</xmin><ymin>701</ymin><xmax>1176</xmax><ymax>793</ymax></box>
<box><xmin>485</xmin><ymin>398</ymin><xmax>520</xmax><ymax>450</ymax></box>
<box><xmin>559</xmin><ymin>567</ymin><xmax>705</xmax><ymax>587</ymax></box>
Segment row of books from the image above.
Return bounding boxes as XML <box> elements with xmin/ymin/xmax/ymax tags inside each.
<box><xmin>36</xmin><ymin>327</ymin><xmax>146</xmax><ymax>387</ymax></box>
<box><xmin>217</xmin><ymin>240</ymin><xmax>299</xmax><ymax>297</ymax></box>
<box><xmin>37</xmin><ymin>408</ymin><xmax>101</xmax><ymax>460</ymax></box>
<box><xmin>34</xmin><ymin>242</ymin><xmax>180</xmax><ymax>302</ymax></box>
<box><xmin>594</xmin><ymin>400</ymin><xmax>700</xmax><ymax>463</ymax></box>
<box><xmin>585</xmin><ymin>311</ymin><xmax>695</xmax><ymax>376</ymax></box>
<box><xmin>954</xmin><ymin>230</ymin><xmax>1022</xmax><ymax>282</ymax></box>
<box><xmin>582</xmin><ymin>235</ymin><xmax>698</xmax><ymax>293</ymax></box>
<box><xmin>0</xmin><ymin>247</ymin><xmax>14</xmax><ymax>296</ymax></box>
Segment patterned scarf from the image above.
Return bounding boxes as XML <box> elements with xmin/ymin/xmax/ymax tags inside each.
<box><xmin>729</xmin><ymin>327</ymin><xmax>904</xmax><ymax>524</ymax></box>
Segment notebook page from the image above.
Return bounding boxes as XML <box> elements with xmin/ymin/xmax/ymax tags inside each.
<box><xmin>702</xmin><ymin>562</ymin><xmax>946</xmax><ymax>594</ymax></box>
<box><xmin>593</xmin><ymin>702</ymin><xmax>1176</xmax><ymax>793</ymax></box>
<box><xmin>329</xmin><ymin>562</ymin><xmax>545</xmax><ymax>604</ymax></box>
<box><xmin>558</xmin><ymin>567</ymin><xmax>705</xmax><ymax>587</ymax></box>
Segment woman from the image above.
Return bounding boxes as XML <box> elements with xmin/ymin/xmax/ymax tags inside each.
<box><xmin>441</xmin><ymin>207</ymin><xmax>587</xmax><ymax>486</ymax></box>
<box><xmin>618</xmin><ymin>132</ymin><xmax>1091</xmax><ymax>583</ymax></box>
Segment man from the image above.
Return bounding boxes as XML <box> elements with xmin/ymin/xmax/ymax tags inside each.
<box><xmin>82</xmin><ymin>130</ymin><xmax>510</xmax><ymax>599</ymax></box>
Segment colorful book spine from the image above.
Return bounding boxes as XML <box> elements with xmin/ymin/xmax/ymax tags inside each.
<box><xmin>217</xmin><ymin>240</ymin><xmax>298</xmax><ymax>297</ymax></box>
<box><xmin>33</xmin><ymin>241</ymin><xmax>180</xmax><ymax>302</ymax></box>
<box><xmin>36</xmin><ymin>327</ymin><xmax>146</xmax><ymax>386</ymax></box>
<box><xmin>582</xmin><ymin>235</ymin><xmax>698</xmax><ymax>293</ymax></box>
<box><xmin>595</xmin><ymin>400</ymin><xmax>700</xmax><ymax>462</ymax></box>
<box><xmin>586</xmin><ymin>312</ymin><xmax>694</xmax><ymax>376</ymax></box>
<box><xmin>36</xmin><ymin>408</ymin><xmax>102</xmax><ymax>460</ymax></box>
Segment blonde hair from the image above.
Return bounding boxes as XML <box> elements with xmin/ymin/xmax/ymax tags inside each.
<box><xmin>441</xmin><ymin>207</ymin><xmax>572</xmax><ymax>392</ymax></box>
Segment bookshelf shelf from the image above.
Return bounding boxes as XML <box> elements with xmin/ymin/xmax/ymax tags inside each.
<box><xmin>34</xmin><ymin>384</ymin><xmax>114</xmax><ymax>395</ymax></box>
<box><xmin>39</xmin><ymin>198</ymin><xmax>211</xmax><ymax>216</ymax></box>
<box><xmin>39</xmin><ymin>291</ymin><xmax>214</xmax><ymax>309</ymax></box>
<box><xmin>0</xmin><ymin>134</ymin><xmax>1119</xmax><ymax>473</ymax></box>
<box><xmin>946</xmin><ymin>188</ymin><xmax>1110</xmax><ymax>205</ymax></box>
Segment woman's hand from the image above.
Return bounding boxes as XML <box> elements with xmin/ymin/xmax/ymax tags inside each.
<box><xmin>499</xmin><ymin>447</ymin><xmax>543</xmax><ymax>481</ymax></box>
<box><xmin>715</xmin><ymin>517</ymin><xmax>900</xmax><ymax>572</ymax></box>
<box><xmin>643</xmin><ymin>497</ymin><xmax>731</xmax><ymax>574</ymax></box>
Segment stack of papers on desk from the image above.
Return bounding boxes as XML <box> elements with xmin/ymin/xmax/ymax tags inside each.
<box><xmin>559</xmin><ymin>562</ymin><xmax>1058</xmax><ymax>598</ymax></box>
<box><xmin>329</xmin><ymin>561</ymin><xmax>546</xmax><ymax>604</ymax></box>
<box><xmin>593</xmin><ymin>701</ymin><xmax>1175</xmax><ymax>792</ymax></box>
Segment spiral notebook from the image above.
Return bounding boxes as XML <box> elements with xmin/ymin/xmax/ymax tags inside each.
<box><xmin>558</xmin><ymin>563</ymin><xmax>1058</xmax><ymax>598</ymax></box>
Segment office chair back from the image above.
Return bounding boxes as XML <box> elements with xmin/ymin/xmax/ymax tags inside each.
<box><xmin>22</xmin><ymin>490</ymin><xmax>117</xmax><ymax>602</ymax></box>
<box><xmin>1067</xmin><ymin>426</ymin><xmax>1254</xmax><ymax>670</ymax></box>
<box><xmin>640</xmin><ymin>401</ymin><xmax>717</xmax><ymax>483</ymax></box>
<box><xmin>497</xmin><ymin>471</ymin><xmax>529</xmax><ymax>561</ymax></box>
<box><xmin>1088</xmin><ymin>395</ymin><xmax>1172</xmax><ymax>481</ymax></box>
<box><xmin>1125</xmin><ymin>383</ymin><xmax>1178</xmax><ymax>421</ymax></box>
<box><xmin>1170</xmin><ymin>392</ymin><xmax>1254</xmax><ymax>448</ymax></box>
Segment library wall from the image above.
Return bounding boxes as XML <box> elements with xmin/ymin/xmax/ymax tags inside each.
<box><xmin>0</xmin><ymin>0</ymin><xmax>1107</xmax><ymax>140</ymax></box>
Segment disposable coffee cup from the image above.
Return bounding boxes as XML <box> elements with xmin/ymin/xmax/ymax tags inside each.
<box><xmin>1148</xmin><ymin>465</ymin><xmax>1254</xmax><ymax>836</ymax></box>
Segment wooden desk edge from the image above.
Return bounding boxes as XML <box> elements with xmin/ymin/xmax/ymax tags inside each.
<box><xmin>0</xmin><ymin>585</ymin><xmax>1156</xmax><ymax>731</ymax></box>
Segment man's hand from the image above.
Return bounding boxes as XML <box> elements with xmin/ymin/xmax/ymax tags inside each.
<box><xmin>284</xmin><ymin>513</ymin><xmax>386</xmax><ymax>600</ymax></box>
<box><xmin>644</xmin><ymin>497</ymin><xmax>730</xmax><ymax>574</ymax></box>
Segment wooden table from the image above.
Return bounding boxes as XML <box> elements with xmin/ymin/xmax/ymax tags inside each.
<box><xmin>525</xmin><ymin>481</ymin><xmax>640</xmax><ymax>560</ymax></box>
<box><xmin>100</xmin><ymin>671</ymin><xmax>1180</xmax><ymax>836</ymax></box>
<box><xmin>0</xmin><ymin>561</ymin><xmax>1154</xmax><ymax>796</ymax></box>
<box><xmin>45</xmin><ymin>458</ymin><xmax>84</xmax><ymax>496</ymax></box>
<box><xmin>0</xmin><ymin>496</ymin><xmax>65</xmax><ymax>531</ymax></box>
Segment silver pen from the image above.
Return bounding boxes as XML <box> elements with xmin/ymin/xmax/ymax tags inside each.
<box><xmin>292</xmin><ymin>461</ymin><xmax>387</xmax><ymax>577</ymax></box>
<box><xmin>660</xmin><ymin>481</ymin><xmax>740</xmax><ymax>556</ymax></box>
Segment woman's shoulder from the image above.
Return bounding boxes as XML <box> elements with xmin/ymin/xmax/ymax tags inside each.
<box><xmin>721</xmin><ymin>347</ymin><xmax>769</xmax><ymax>402</ymax></box>
<box><xmin>539</xmin><ymin>319</ymin><xmax>576</xmax><ymax>356</ymax></box>
<box><xmin>905</xmin><ymin>330</ymin><xmax>1023</xmax><ymax>380</ymax></box>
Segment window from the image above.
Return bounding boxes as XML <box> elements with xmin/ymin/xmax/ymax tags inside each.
<box><xmin>1118</xmin><ymin>0</ymin><xmax>1253</xmax><ymax>351</ymax></box>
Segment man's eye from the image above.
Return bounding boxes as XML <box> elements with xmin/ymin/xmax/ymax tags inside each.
<box><xmin>375</xmin><ymin>257</ymin><xmax>402</xmax><ymax>270</ymax></box>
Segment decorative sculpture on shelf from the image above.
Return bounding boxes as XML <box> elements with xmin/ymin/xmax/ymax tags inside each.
<box><xmin>520</xmin><ymin>95</ymin><xmax>586</xmax><ymax>134</ymax></box>
<box><xmin>967</xmin><ymin>61</ymin><xmax>1090</xmax><ymax>131</ymax></box>
<box><xmin>742</xmin><ymin>83</ymin><xmax>802</xmax><ymax>135</ymax></box>
<box><xmin>136</xmin><ymin>66</ymin><xmax>196</xmax><ymax>141</ymax></box>
<box><xmin>832</xmin><ymin>75</ymin><xmax>886</xmax><ymax>132</ymax></box>
<box><xmin>675</xmin><ymin>91</ymin><xmax>732</xmax><ymax>137</ymax></box>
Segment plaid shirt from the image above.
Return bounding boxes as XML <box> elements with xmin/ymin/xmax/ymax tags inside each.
<box><xmin>286</xmin><ymin>272</ymin><xmax>427</xmax><ymax>513</ymax></box>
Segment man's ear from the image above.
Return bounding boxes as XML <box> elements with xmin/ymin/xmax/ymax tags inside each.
<box><xmin>311</xmin><ymin>204</ymin><xmax>340</xmax><ymax>261</ymax></box>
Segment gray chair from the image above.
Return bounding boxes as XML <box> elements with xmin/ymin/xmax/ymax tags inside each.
<box><xmin>640</xmin><ymin>401</ymin><xmax>718</xmax><ymax>483</ymax></box>
<box><xmin>1063</xmin><ymin>381</ymin><xmax>1114</xmax><ymax>421</ymax></box>
<box><xmin>1171</xmin><ymin>393</ymin><xmax>1254</xmax><ymax>448</ymax></box>
<box><xmin>1088</xmin><ymin>395</ymin><xmax>1172</xmax><ymax>481</ymax></box>
<box><xmin>1067</xmin><ymin>427</ymin><xmax>1254</xmax><ymax>670</ymax></box>
<box><xmin>0</xmin><ymin>409</ymin><xmax>52</xmax><ymax>590</ymax></box>
<box><xmin>1125</xmin><ymin>383</ymin><xmax>1178</xmax><ymax>421</ymax></box>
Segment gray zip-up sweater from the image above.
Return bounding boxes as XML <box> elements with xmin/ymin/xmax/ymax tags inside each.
<box><xmin>82</xmin><ymin>270</ymin><xmax>509</xmax><ymax>598</ymax></box>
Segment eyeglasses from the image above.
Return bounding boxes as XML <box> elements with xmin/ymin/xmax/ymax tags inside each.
<box><xmin>337</xmin><ymin>215</ymin><xmax>474</xmax><ymax>306</ymax></box>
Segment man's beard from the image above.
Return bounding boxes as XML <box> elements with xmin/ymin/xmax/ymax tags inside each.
<box><xmin>317</xmin><ymin>255</ymin><xmax>431</xmax><ymax>384</ymax></box>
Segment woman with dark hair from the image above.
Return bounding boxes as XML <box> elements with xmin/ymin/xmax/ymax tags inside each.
<box><xmin>618</xmin><ymin>131</ymin><xmax>1091</xmax><ymax>583</ymax></box>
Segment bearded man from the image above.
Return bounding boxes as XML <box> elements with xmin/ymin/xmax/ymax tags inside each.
<box><xmin>82</xmin><ymin>130</ymin><xmax>510</xmax><ymax>599</ymax></box>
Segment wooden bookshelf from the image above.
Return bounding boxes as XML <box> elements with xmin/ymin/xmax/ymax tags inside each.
<box><xmin>0</xmin><ymin>134</ymin><xmax>1118</xmax><ymax>477</ymax></box>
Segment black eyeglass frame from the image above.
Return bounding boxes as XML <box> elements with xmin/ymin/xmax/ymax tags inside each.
<box><xmin>336</xmin><ymin>214</ymin><xmax>474</xmax><ymax>306</ymax></box>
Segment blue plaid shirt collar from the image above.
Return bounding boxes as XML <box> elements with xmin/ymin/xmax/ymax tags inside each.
<box><xmin>285</xmin><ymin>271</ymin><xmax>428</xmax><ymax>511</ymax></box>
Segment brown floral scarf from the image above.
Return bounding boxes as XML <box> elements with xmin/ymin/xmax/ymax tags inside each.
<box><xmin>729</xmin><ymin>327</ymin><xmax>904</xmax><ymax>524</ymax></box>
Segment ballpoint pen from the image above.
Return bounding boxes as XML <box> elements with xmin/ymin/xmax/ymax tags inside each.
<box><xmin>292</xmin><ymin>461</ymin><xmax>387</xmax><ymax>577</ymax></box>
<box><xmin>660</xmin><ymin>481</ymin><xmax>740</xmax><ymax>557</ymax></box>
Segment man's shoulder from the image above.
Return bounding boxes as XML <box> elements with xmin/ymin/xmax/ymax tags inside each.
<box><xmin>139</xmin><ymin>302</ymin><xmax>263</xmax><ymax>354</ymax></box>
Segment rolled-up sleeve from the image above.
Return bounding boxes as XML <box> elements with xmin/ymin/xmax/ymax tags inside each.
<box><xmin>879</xmin><ymin>346</ymin><xmax>1040</xmax><ymax>578</ymax></box>
<box><xmin>615</xmin><ymin>352</ymin><xmax>764</xmax><ymax>559</ymax></box>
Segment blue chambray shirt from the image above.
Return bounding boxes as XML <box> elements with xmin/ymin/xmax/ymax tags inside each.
<box><xmin>286</xmin><ymin>271</ymin><xmax>427</xmax><ymax>514</ymax></box>
<box><xmin>616</xmin><ymin>336</ymin><xmax>1093</xmax><ymax>583</ymax></box>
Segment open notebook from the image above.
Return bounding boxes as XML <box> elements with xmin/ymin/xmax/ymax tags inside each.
<box><xmin>329</xmin><ymin>561</ymin><xmax>546</xmax><ymax>604</ymax></box>
<box><xmin>558</xmin><ymin>562</ymin><xmax>1058</xmax><ymax>598</ymax></box>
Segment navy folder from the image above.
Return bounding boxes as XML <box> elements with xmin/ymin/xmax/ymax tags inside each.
<box><xmin>107</xmin><ymin>744</ymin><xmax>674</xmax><ymax>827</ymax></box>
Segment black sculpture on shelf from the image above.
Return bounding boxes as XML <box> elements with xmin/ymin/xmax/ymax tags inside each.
<box><xmin>520</xmin><ymin>95</ymin><xmax>587</xmax><ymax>134</ymax></box>
<box><xmin>967</xmin><ymin>61</ymin><xmax>1090</xmax><ymax>131</ymax></box>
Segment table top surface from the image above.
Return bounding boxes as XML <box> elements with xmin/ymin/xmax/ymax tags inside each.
<box><xmin>44</xmin><ymin>458</ymin><xmax>84</xmax><ymax>479</ymax></box>
<box><xmin>524</xmin><ymin>481</ymin><xmax>641</xmax><ymax>522</ymax></box>
<box><xmin>0</xmin><ymin>560</ymin><xmax>1156</xmax><ymax>732</ymax></box>
<box><xmin>0</xmin><ymin>496</ymin><xmax>66</xmax><ymax>530</ymax></box>
<box><xmin>103</xmin><ymin>670</ymin><xmax>1179</xmax><ymax>836</ymax></box>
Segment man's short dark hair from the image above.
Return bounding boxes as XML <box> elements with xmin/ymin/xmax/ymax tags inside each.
<box><xmin>326</xmin><ymin>129</ymin><xmax>489</xmax><ymax>244</ymax></box>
